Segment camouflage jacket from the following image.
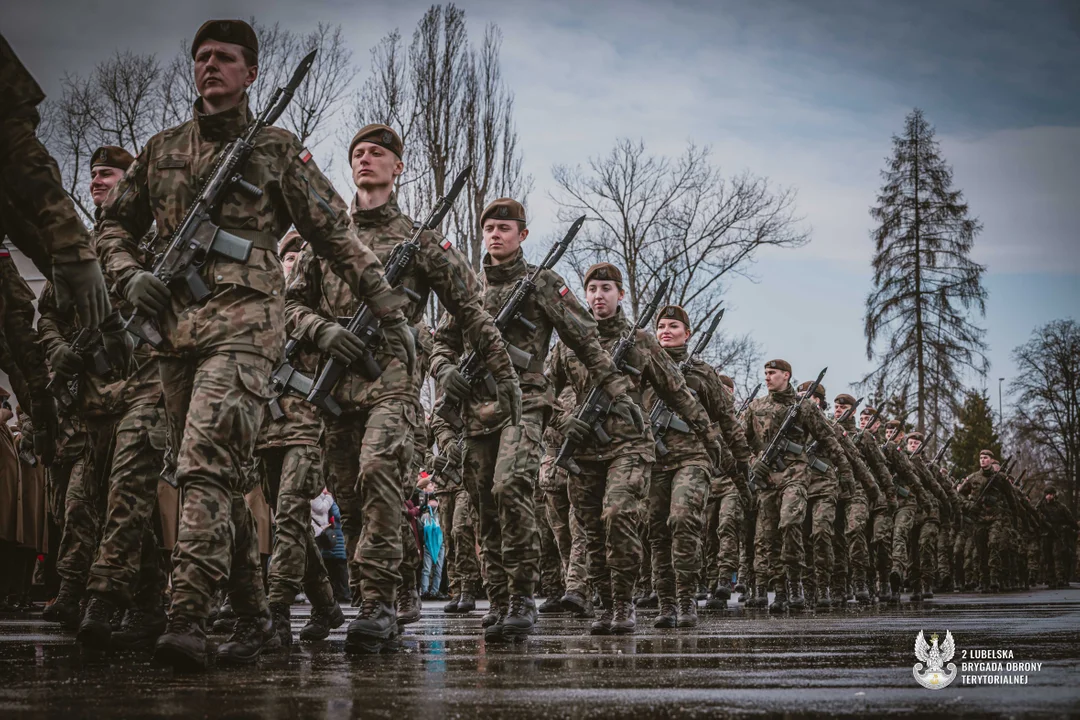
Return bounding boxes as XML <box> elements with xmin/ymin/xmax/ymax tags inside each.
<box><xmin>643</xmin><ymin>345</ymin><xmax>729</xmax><ymax>473</ymax></box>
<box><xmin>1040</xmin><ymin>498</ymin><xmax>1077</xmax><ymax>535</ymax></box>
<box><xmin>432</xmin><ymin>249</ymin><xmax>625</xmax><ymax>441</ymax></box>
<box><xmin>847</xmin><ymin>419</ymin><xmax>897</xmax><ymax>510</ymax></box>
<box><xmin>831</xmin><ymin>419</ymin><xmax>880</xmax><ymax>504</ymax></box>
<box><xmin>0</xmin><ymin>243</ymin><xmax>49</xmax><ymax>401</ymax></box>
<box><xmin>958</xmin><ymin>467</ymin><xmax>1012</xmax><ymax>521</ymax></box>
<box><xmin>744</xmin><ymin>383</ymin><xmax>853</xmax><ymax>489</ymax></box>
<box><xmin>910</xmin><ymin>453</ymin><xmax>948</xmax><ymax>521</ymax></box>
<box><xmin>549</xmin><ymin>307</ymin><xmax>713</xmax><ymax>464</ymax></box>
<box><xmin>96</xmin><ymin>94</ymin><xmax>402</xmax><ymax>363</ymax></box>
<box><xmin>879</xmin><ymin>433</ymin><xmax>923</xmax><ymax>507</ymax></box>
<box><xmin>0</xmin><ymin>35</ymin><xmax>96</xmax><ymax>267</ymax></box>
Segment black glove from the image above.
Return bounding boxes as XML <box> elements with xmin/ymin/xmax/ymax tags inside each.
<box><xmin>48</xmin><ymin>343</ymin><xmax>83</xmax><ymax>381</ymax></box>
<box><xmin>379</xmin><ymin>317</ymin><xmax>416</xmax><ymax>377</ymax></box>
<box><xmin>124</xmin><ymin>270</ymin><xmax>171</xmax><ymax>316</ymax></box>
<box><xmin>496</xmin><ymin>374</ymin><xmax>522</xmax><ymax>426</ymax></box>
<box><xmin>736</xmin><ymin>460</ymin><xmax>751</xmax><ymax>483</ymax></box>
<box><xmin>738</xmin><ymin>482</ymin><xmax>753</xmax><ymax>510</ymax></box>
<box><xmin>99</xmin><ymin>311</ymin><xmax>134</xmax><ymax>379</ymax></box>
<box><xmin>30</xmin><ymin>398</ymin><xmax>58</xmax><ymax>467</ymax></box>
<box><xmin>562</xmin><ymin>415</ymin><xmax>592</xmax><ymax>445</ymax></box>
<box><xmin>53</xmin><ymin>259</ymin><xmax>111</xmax><ymax>330</ymax></box>
<box><xmin>438</xmin><ymin>366</ymin><xmax>472</xmax><ymax>404</ymax></box>
<box><xmin>434</xmin><ymin>440</ymin><xmax>462</xmax><ymax>473</ymax></box>
<box><xmin>750</xmin><ymin>459</ymin><xmax>772</xmax><ymax>485</ymax></box>
<box><xmin>612</xmin><ymin>394</ymin><xmax>645</xmax><ymax>434</ymax></box>
<box><xmin>316</xmin><ymin>323</ymin><xmax>366</xmax><ymax>365</ymax></box>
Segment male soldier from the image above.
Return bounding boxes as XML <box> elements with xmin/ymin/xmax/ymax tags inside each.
<box><xmin>0</xmin><ymin>34</ymin><xmax>110</xmax><ymax>329</ymax></box>
<box><xmin>431</xmin><ymin>200</ymin><xmax>619</xmax><ymax>639</ymax></box>
<box><xmin>878</xmin><ymin>420</ymin><xmax>925</xmax><ymax>602</ymax></box>
<box><xmin>957</xmin><ymin>450</ymin><xmax>1013</xmax><ymax>592</ymax></box>
<box><xmin>549</xmin><ymin>264</ymin><xmax>722</xmax><ymax>635</ymax></box>
<box><xmin>258</xmin><ymin>234</ymin><xmax>345</xmax><ymax>649</ymax></box>
<box><xmin>1039</xmin><ymin>486</ymin><xmax>1077</xmax><ymax>588</ymax></box>
<box><xmin>647</xmin><ymin>305</ymin><xmax>743</xmax><ymax>627</ymax></box>
<box><xmin>703</xmin><ymin>372</ymin><xmax>752</xmax><ymax>610</ymax></box>
<box><xmin>36</xmin><ymin>146</ymin><xmax>140</xmax><ymax>632</ymax></box>
<box><xmin>288</xmin><ymin>126</ymin><xmax>515</xmax><ymax>652</ymax></box>
<box><xmin>796</xmin><ymin>381</ymin><xmax>849</xmax><ymax>609</ymax></box>
<box><xmin>905</xmin><ymin>431</ymin><xmax>953</xmax><ymax>600</ymax></box>
<box><xmin>855</xmin><ymin>407</ymin><xmax>898</xmax><ymax>601</ymax></box>
<box><xmin>95</xmin><ymin>21</ymin><xmax>414</xmax><ymax>670</ymax></box>
<box><xmin>830</xmin><ymin>394</ymin><xmax>881</xmax><ymax>605</ymax></box>
<box><xmin>744</xmin><ymin>360</ymin><xmax>852</xmax><ymax>613</ymax></box>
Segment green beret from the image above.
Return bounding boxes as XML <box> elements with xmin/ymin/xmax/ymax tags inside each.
<box><xmin>764</xmin><ymin>359</ymin><xmax>791</xmax><ymax>374</ymax></box>
<box><xmin>907</xmin><ymin>431</ymin><xmax>924</xmax><ymax>442</ymax></box>
<box><xmin>349</xmin><ymin>123</ymin><xmax>404</xmax><ymax>160</ymax></box>
<box><xmin>979</xmin><ymin>448</ymin><xmax>995</xmax><ymax>459</ymax></box>
<box><xmin>656</xmin><ymin>305</ymin><xmax>691</xmax><ymax>332</ymax></box>
<box><xmin>860</xmin><ymin>405</ymin><xmax>877</xmax><ymax>416</ymax></box>
<box><xmin>1045</xmin><ymin>485</ymin><xmax>1057</xmax><ymax>496</ymax></box>
<box><xmin>797</xmin><ymin>380</ymin><xmax>825</xmax><ymax>400</ymax></box>
<box><xmin>480</xmin><ymin>197</ymin><xmax>527</xmax><ymax>225</ymax></box>
<box><xmin>278</xmin><ymin>230</ymin><xmax>303</xmax><ymax>258</ymax></box>
<box><xmin>584</xmin><ymin>262</ymin><xmax>623</xmax><ymax>288</ymax></box>
<box><xmin>885</xmin><ymin>419</ymin><xmax>903</xmax><ymax>431</ymax></box>
<box><xmin>834</xmin><ymin>393</ymin><xmax>857</xmax><ymax>407</ymax></box>
<box><xmin>191</xmin><ymin>19</ymin><xmax>258</xmax><ymax>60</ymax></box>
<box><xmin>90</xmin><ymin>146</ymin><xmax>135</xmax><ymax>171</ymax></box>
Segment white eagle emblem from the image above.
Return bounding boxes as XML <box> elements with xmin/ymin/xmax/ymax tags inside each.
<box><xmin>913</xmin><ymin>630</ymin><xmax>957</xmax><ymax>690</ymax></box>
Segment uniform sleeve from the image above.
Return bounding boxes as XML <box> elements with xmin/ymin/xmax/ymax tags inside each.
<box><xmin>283</xmin><ymin>248</ymin><xmax>332</xmax><ymax>343</ymax></box>
<box><xmin>415</xmin><ymin>234</ymin><xmax>513</xmax><ymax>380</ymax></box>
<box><xmin>278</xmin><ymin>136</ymin><xmax>402</xmax><ymax>319</ymax></box>
<box><xmin>428</xmin><ymin>310</ymin><xmax>464</xmax><ymax>382</ymax></box>
<box><xmin>801</xmin><ymin>402</ymin><xmax>853</xmax><ymax>486</ymax></box>
<box><xmin>836</xmin><ymin>426</ymin><xmax>879</xmax><ymax>498</ymax></box>
<box><xmin>860</xmin><ymin>436</ymin><xmax>896</xmax><ymax>502</ymax></box>
<box><xmin>640</xmin><ymin>333</ymin><xmax>714</xmax><ymax>440</ymax></box>
<box><xmin>97</xmin><ymin>145</ymin><xmax>155</xmax><ymax>287</ymax></box>
<box><xmin>743</xmin><ymin>399</ymin><xmax>762</xmax><ymax>455</ymax></box>
<box><xmin>710</xmin><ymin>377</ymin><xmax>751</xmax><ymax>463</ymax></box>
<box><xmin>545</xmin><ymin>342</ymin><xmax>574</xmax><ymax>432</ymax></box>
<box><xmin>538</xmin><ymin>271</ymin><xmax>628</xmax><ymax>398</ymax></box>
<box><xmin>35</xmin><ymin>281</ymin><xmax>69</xmax><ymax>358</ymax></box>
<box><xmin>0</xmin><ymin>255</ymin><xmax>49</xmax><ymax>396</ymax></box>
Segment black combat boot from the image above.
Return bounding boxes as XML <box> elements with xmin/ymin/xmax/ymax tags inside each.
<box><xmin>217</xmin><ymin>611</ymin><xmax>277</xmax><ymax>664</ymax></box>
<box><xmin>269</xmin><ymin>602</ymin><xmax>292</xmax><ymax>648</ymax></box>
<box><xmin>695</xmin><ymin>586</ymin><xmax>708</xmax><ymax>601</ymax></box>
<box><xmin>455</xmin><ymin>592</ymin><xmax>476</xmax><ymax>613</ymax></box>
<box><xmin>788</xmin><ymin>573</ymin><xmax>806</xmax><ymax>611</ymax></box>
<box><xmin>590</xmin><ymin>603</ymin><xmax>614</xmax><ymax>635</ymax></box>
<box><xmin>538</xmin><ymin>590</ymin><xmax>565</xmax><ymax>614</ymax></box>
<box><xmin>734</xmin><ymin>579</ymin><xmax>747</xmax><ymax>594</ymax></box>
<box><xmin>676</xmin><ymin>597</ymin><xmax>698</xmax><ymax>628</ymax></box>
<box><xmin>77</xmin><ymin>594</ymin><xmax>117</xmax><ymax>649</ymax></box>
<box><xmin>560</xmin><ymin>589</ymin><xmax>588</xmax><ymax>614</ymax></box>
<box><xmin>154</xmin><ymin>616</ymin><xmax>208</xmax><ymax>671</ymax></box>
<box><xmin>42</xmin><ymin>584</ymin><xmax>82</xmax><ymax>630</ymax></box>
<box><xmin>910</xmin><ymin>580</ymin><xmax>924</xmax><ymax>603</ymax></box>
<box><xmin>501</xmin><ymin>595</ymin><xmax>536</xmax><ymax>638</ymax></box>
<box><xmin>854</xmin><ymin>574</ymin><xmax>872</xmax><ymax>605</ymax></box>
<box><xmin>816</xmin><ymin>587</ymin><xmax>832</xmax><ymax>610</ymax></box>
<box><xmin>610</xmin><ymin>600</ymin><xmax>636</xmax><ymax>635</ymax></box>
<box><xmin>112</xmin><ymin>605</ymin><xmax>167</xmax><ymax>651</ymax></box>
<box><xmin>636</xmin><ymin>590</ymin><xmax>658</xmax><ymax>609</ymax></box>
<box><xmin>483</xmin><ymin>603</ymin><xmax>508</xmax><ymax>641</ymax></box>
<box><xmin>706</xmin><ymin>578</ymin><xmax>732</xmax><ymax>610</ymax></box>
<box><xmin>443</xmin><ymin>595</ymin><xmax>459</xmax><ymax>613</ymax></box>
<box><xmin>769</xmin><ymin>581</ymin><xmax>789</xmax><ymax>614</ymax></box>
<box><xmin>345</xmin><ymin>600</ymin><xmax>398</xmax><ymax>654</ymax></box>
<box><xmin>889</xmin><ymin>571</ymin><xmax>903</xmax><ymax>603</ymax></box>
<box><xmin>481</xmin><ymin>598</ymin><xmax>505</xmax><ymax>628</ymax></box>
<box><xmin>212</xmin><ymin>602</ymin><xmax>237</xmax><ymax>633</ymax></box>
<box><xmin>747</xmin><ymin>583</ymin><xmax>770</xmax><ymax>609</ymax></box>
<box><xmin>396</xmin><ymin>588</ymin><xmax>421</xmax><ymax>625</ymax></box>
<box><xmin>654</xmin><ymin>601</ymin><xmax>677</xmax><ymax>628</ymax></box>
<box><xmin>299</xmin><ymin>602</ymin><xmax>345</xmax><ymax>641</ymax></box>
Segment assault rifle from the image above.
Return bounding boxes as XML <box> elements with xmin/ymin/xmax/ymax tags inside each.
<box><xmin>649</xmin><ymin>308</ymin><xmax>724</xmax><ymax>456</ymax></box>
<box><xmin>435</xmin><ymin>215</ymin><xmax>585</xmax><ymax>431</ymax></box>
<box><xmin>852</xmin><ymin>407</ymin><xmax>881</xmax><ymax>446</ymax></box>
<box><xmin>267</xmin><ymin>338</ymin><xmax>314</xmax><ymax>421</ymax></box>
<box><xmin>125</xmin><ymin>50</ymin><xmax>318</xmax><ymax>347</ymax></box>
<box><xmin>737</xmin><ymin>383</ymin><xmax>761</xmax><ymax>418</ymax></box>
<box><xmin>46</xmin><ymin>327</ymin><xmax>114</xmax><ymax>409</ymax></box>
<box><xmin>306</xmin><ymin>166</ymin><xmax>471</xmax><ymax>416</ymax></box>
<box><xmin>757</xmin><ymin>367</ymin><xmax>827</xmax><ymax>473</ymax></box>
<box><xmin>554</xmin><ymin>278</ymin><xmax>670</xmax><ymax>474</ymax></box>
<box><xmin>930</xmin><ymin>436</ymin><xmax>953</xmax><ymax>467</ymax></box>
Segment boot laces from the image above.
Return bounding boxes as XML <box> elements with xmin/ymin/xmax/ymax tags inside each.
<box><xmin>359</xmin><ymin>598</ymin><xmax>383</xmax><ymax>618</ymax></box>
<box><xmin>678</xmin><ymin>597</ymin><xmax>695</xmax><ymax>614</ymax></box>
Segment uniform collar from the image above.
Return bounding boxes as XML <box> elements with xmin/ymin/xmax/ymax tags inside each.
<box><xmin>839</xmin><ymin>416</ymin><xmax>858</xmax><ymax>433</ymax></box>
<box><xmin>595</xmin><ymin>307</ymin><xmax>630</xmax><ymax>339</ymax></box>
<box><xmin>664</xmin><ymin>345</ymin><xmax>688</xmax><ymax>362</ymax></box>
<box><xmin>769</xmin><ymin>382</ymin><xmax>797</xmax><ymax>405</ymax></box>
<box><xmin>350</xmin><ymin>192</ymin><xmax>402</xmax><ymax>230</ymax></box>
<box><xmin>482</xmin><ymin>248</ymin><xmax>528</xmax><ymax>285</ymax></box>
<box><xmin>194</xmin><ymin>94</ymin><xmax>252</xmax><ymax>142</ymax></box>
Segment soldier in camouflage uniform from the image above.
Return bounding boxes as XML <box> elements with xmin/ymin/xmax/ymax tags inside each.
<box><xmin>289</xmin><ymin>126</ymin><xmax>514</xmax><ymax>652</ymax></box>
<box><xmin>878</xmin><ymin>420</ymin><xmax>925</xmax><ymax>602</ymax></box>
<box><xmin>0</xmin><ymin>34</ymin><xmax>110</xmax><ymax>330</ymax></box>
<box><xmin>905</xmin><ymin>431</ymin><xmax>953</xmax><ymax>600</ymax></box>
<box><xmin>96</xmin><ymin>21</ymin><xmax>412</xmax><ymax>670</ymax></box>
<box><xmin>956</xmin><ymin>450</ymin><xmax>1014</xmax><ymax>592</ymax></box>
<box><xmin>431</xmin><ymin>200</ymin><xmax>618</xmax><ymax>639</ymax></box>
<box><xmin>744</xmin><ymin>360</ymin><xmax>852</xmax><ymax>613</ymax></box>
<box><xmin>549</xmin><ymin>264</ymin><xmax>722</xmax><ymax>635</ymax></box>
<box><xmin>854</xmin><ymin>407</ymin><xmax>898</xmax><ymax>602</ymax></box>
<box><xmin>646</xmin><ymin>305</ymin><xmax>740</xmax><ymax>627</ymax></box>
<box><xmin>1039</xmin><ymin>486</ymin><xmax>1077</xmax><ymax>588</ymax></box>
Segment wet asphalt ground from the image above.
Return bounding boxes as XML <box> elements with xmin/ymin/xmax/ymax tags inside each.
<box><xmin>1</xmin><ymin>588</ymin><xmax>1077</xmax><ymax>719</ymax></box>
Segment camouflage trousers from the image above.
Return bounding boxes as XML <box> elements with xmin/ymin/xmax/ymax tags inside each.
<box><xmin>754</xmin><ymin>479</ymin><xmax>808</xmax><ymax>588</ymax></box>
<box><xmin>973</xmin><ymin>517</ymin><xmax>1009</xmax><ymax>586</ymax></box>
<box><xmin>953</xmin><ymin>524</ymin><xmax>971</xmax><ymax>588</ymax></box>
<box><xmin>544</xmin><ymin>483</ymin><xmax>589</xmax><ymax>596</ymax></box>
<box><xmin>400</xmin><ymin>449</ymin><xmax>423</xmax><ymax>596</ymax></box>
<box><xmin>802</xmin><ymin>492</ymin><xmax>836</xmax><ymax>596</ymax></box>
<box><xmin>830</xmin><ymin>496</ymin><xmax>849</xmax><ymax>595</ymax></box>
<box><xmin>260</xmin><ymin>444</ymin><xmax>335</xmax><ymax>609</ymax></box>
<box><xmin>738</xmin><ymin>501</ymin><xmax>757</xmax><ymax>589</ymax></box>
<box><xmin>324</xmin><ymin>397</ymin><xmax>416</xmax><ymax>605</ymax></box>
<box><xmin>871</xmin><ymin>506</ymin><xmax>895</xmax><ymax>588</ymax></box>
<box><xmin>912</xmin><ymin>517</ymin><xmax>939</xmax><ymax>588</ymax></box>
<box><xmin>703</xmin><ymin>479</ymin><xmax>744</xmax><ymax>588</ymax></box>
<box><xmin>160</xmin><ymin>351</ymin><xmax>271</xmax><ymax>621</ymax></box>
<box><xmin>86</xmin><ymin>402</ymin><xmax>171</xmax><ymax>606</ymax></box>
<box><xmin>840</xmin><ymin>496</ymin><xmax>870</xmax><ymax>588</ymax></box>
<box><xmin>937</xmin><ymin>522</ymin><xmax>953</xmax><ymax>587</ymax></box>
<box><xmin>1044</xmin><ymin>532</ymin><xmax>1072</xmax><ymax>585</ymax></box>
<box><xmin>438</xmin><ymin>485</ymin><xmax>480</xmax><ymax>597</ymax></box>
<box><xmin>534</xmin><ymin>480</ymin><xmax>563</xmax><ymax>595</ymax></box>
<box><xmin>461</xmin><ymin>411</ymin><xmax>543</xmax><ymax>600</ymax></box>
<box><xmin>649</xmin><ymin>464</ymin><xmax>709</xmax><ymax>602</ymax></box>
<box><xmin>568</xmin><ymin>454</ymin><xmax>649</xmax><ymax>603</ymax></box>
<box><xmin>890</xmin><ymin>500</ymin><xmax>917</xmax><ymax>581</ymax></box>
<box><xmin>55</xmin><ymin>424</ymin><xmax>113</xmax><ymax>591</ymax></box>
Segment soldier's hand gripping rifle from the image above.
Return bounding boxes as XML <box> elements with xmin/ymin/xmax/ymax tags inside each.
<box><xmin>736</xmin><ymin>383</ymin><xmax>761</xmax><ymax>419</ymax></box>
<box><xmin>648</xmin><ymin>308</ymin><xmax>724</xmax><ymax>456</ymax></box>
<box><xmin>305</xmin><ymin>167</ymin><xmax>471</xmax><ymax>417</ymax></box>
<box><xmin>757</xmin><ymin>367</ymin><xmax>827</xmax><ymax>475</ymax></box>
<box><xmin>46</xmin><ymin>327</ymin><xmax>114</xmax><ymax>409</ymax></box>
<box><xmin>125</xmin><ymin>51</ymin><xmax>318</xmax><ymax>347</ymax></box>
<box><xmin>803</xmin><ymin>395</ymin><xmax>862</xmax><ymax>470</ymax></box>
<box><xmin>554</xmin><ymin>278</ymin><xmax>670</xmax><ymax>474</ymax></box>
<box><xmin>435</xmin><ymin>215</ymin><xmax>585</xmax><ymax>432</ymax></box>
<box><xmin>878</xmin><ymin>425</ymin><xmax>913</xmax><ymax>498</ymax></box>
<box><xmin>267</xmin><ymin>337</ymin><xmax>314</xmax><ymax>421</ymax></box>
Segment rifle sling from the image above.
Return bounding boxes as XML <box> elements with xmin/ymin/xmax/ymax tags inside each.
<box><xmin>226</xmin><ymin>228</ymin><xmax>280</xmax><ymax>253</ymax></box>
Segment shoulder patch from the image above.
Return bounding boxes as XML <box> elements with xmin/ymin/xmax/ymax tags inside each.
<box><xmin>440</xmin><ymin>238</ymin><xmax>452</xmax><ymax>251</ymax></box>
<box><xmin>298</xmin><ymin>148</ymin><xmax>313</xmax><ymax>164</ymax></box>
<box><xmin>558</xmin><ymin>284</ymin><xmax>569</xmax><ymax>297</ymax></box>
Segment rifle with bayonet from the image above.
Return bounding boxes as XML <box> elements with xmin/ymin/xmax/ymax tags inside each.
<box><xmin>970</xmin><ymin>454</ymin><xmax>1014</xmax><ymax>511</ymax></box>
<box><xmin>305</xmin><ymin>166</ymin><xmax>471</xmax><ymax>417</ymax></box>
<box><xmin>648</xmin><ymin>308</ymin><xmax>724</xmax><ymax>456</ymax></box>
<box><xmin>435</xmin><ymin>215</ymin><xmax>585</xmax><ymax>432</ymax></box>
<box><xmin>803</xmin><ymin>394</ymin><xmax>862</xmax><ymax>473</ymax></box>
<box><xmin>125</xmin><ymin>50</ymin><xmax>318</xmax><ymax>347</ymax></box>
<box><xmin>737</xmin><ymin>383</ymin><xmax>761</xmax><ymax>419</ymax></box>
<box><xmin>756</xmin><ymin>367</ymin><xmax>827</xmax><ymax>474</ymax></box>
<box><xmin>554</xmin><ymin>278</ymin><xmax>670</xmax><ymax>474</ymax></box>
<box><xmin>930</xmin><ymin>435</ymin><xmax>953</xmax><ymax>467</ymax></box>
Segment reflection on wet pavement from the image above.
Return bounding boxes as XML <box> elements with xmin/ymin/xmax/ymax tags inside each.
<box><xmin>1</xmin><ymin>589</ymin><xmax>1077</xmax><ymax>718</ymax></box>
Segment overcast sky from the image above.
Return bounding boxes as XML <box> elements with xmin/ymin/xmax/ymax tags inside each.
<box><xmin>5</xmin><ymin>0</ymin><xmax>1078</xmax><ymax>413</ymax></box>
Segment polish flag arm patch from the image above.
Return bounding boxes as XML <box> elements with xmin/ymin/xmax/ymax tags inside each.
<box><xmin>558</xmin><ymin>284</ymin><xmax>570</xmax><ymax>297</ymax></box>
<box><xmin>440</xmin><ymin>238</ymin><xmax>452</xmax><ymax>251</ymax></box>
<box><xmin>298</xmin><ymin>148</ymin><xmax>312</xmax><ymax>164</ymax></box>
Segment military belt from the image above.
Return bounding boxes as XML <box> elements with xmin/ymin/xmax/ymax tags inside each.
<box><xmin>227</xmin><ymin>228</ymin><xmax>281</xmax><ymax>254</ymax></box>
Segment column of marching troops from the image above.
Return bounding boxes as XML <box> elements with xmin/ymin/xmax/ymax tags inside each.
<box><xmin>1</xmin><ymin>20</ymin><xmax>1077</xmax><ymax>673</ymax></box>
